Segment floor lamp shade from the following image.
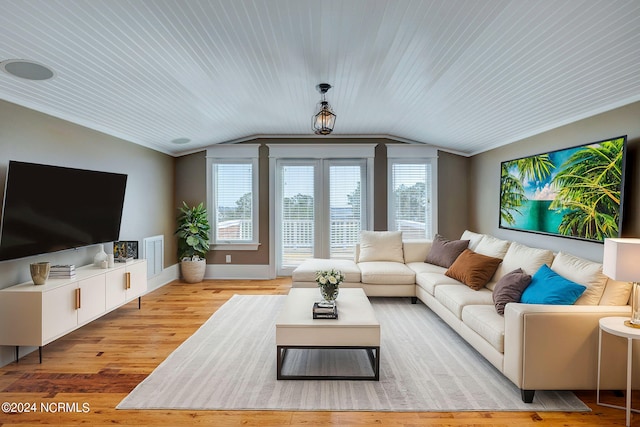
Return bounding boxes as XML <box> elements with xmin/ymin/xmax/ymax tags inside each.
<box><xmin>603</xmin><ymin>238</ymin><xmax>640</xmax><ymax>325</ymax></box>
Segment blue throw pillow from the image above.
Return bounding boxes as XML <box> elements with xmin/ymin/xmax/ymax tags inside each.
<box><xmin>520</xmin><ymin>264</ymin><xmax>587</xmax><ymax>305</ymax></box>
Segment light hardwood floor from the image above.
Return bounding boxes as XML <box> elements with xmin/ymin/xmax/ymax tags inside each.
<box><xmin>0</xmin><ymin>278</ymin><xmax>635</xmax><ymax>426</ymax></box>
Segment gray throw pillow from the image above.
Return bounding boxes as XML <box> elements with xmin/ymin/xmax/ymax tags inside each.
<box><xmin>492</xmin><ymin>268</ymin><xmax>532</xmax><ymax>315</ymax></box>
<box><xmin>424</xmin><ymin>234</ymin><xmax>470</xmax><ymax>268</ymax></box>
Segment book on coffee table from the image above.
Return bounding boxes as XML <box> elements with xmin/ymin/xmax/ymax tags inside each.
<box><xmin>313</xmin><ymin>301</ymin><xmax>338</xmax><ymax>319</ymax></box>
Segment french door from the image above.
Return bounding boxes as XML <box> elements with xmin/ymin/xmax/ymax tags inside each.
<box><xmin>275</xmin><ymin>159</ymin><xmax>368</xmax><ymax>276</ymax></box>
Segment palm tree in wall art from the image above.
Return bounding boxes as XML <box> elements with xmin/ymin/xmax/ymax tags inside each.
<box><xmin>499</xmin><ymin>136</ymin><xmax>626</xmax><ymax>242</ymax></box>
<box><xmin>550</xmin><ymin>138</ymin><xmax>624</xmax><ymax>240</ymax></box>
<box><xmin>500</xmin><ymin>154</ymin><xmax>554</xmax><ymax>226</ymax></box>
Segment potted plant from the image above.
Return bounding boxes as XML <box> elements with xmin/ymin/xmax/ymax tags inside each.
<box><xmin>175</xmin><ymin>201</ymin><xmax>210</xmax><ymax>283</ymax></box>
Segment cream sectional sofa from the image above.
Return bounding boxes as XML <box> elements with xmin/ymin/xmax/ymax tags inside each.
<box><xmin>291</xmin><ymin>230</ymin><xmax>637</xmax><ymax>403</ymax></box>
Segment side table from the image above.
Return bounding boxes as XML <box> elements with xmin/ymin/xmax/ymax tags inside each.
<box><xmin>598</xmin><ymin>316</ymin><xmax>640</xmax><ymax>427</ymax></box>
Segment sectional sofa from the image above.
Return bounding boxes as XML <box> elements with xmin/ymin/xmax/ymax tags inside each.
<box><xmin>292</xmin><ymin>230</ymin><xmax>637</xmax><ymax>402</ymax></box>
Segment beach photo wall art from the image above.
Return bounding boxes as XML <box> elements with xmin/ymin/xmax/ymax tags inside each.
<box><xmin>499</xmin><ymin>136</ymin><xmax>627</xmax><ymax>243</ymax></box>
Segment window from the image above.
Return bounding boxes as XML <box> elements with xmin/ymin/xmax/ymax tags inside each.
<box><xmin>207</xmin><ymin>144</ymin><xmax>260</xmax><ymax>250</ymax></box>
<box><xmin>387</xmin><ymin>145</ymin><xmax>438</xmax><ymax>240</ymax></box>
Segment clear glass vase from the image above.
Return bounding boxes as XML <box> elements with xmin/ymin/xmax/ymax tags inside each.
<box><xmin>319</xmin><ymin>283</ymin><xmax>340</xmax><ymax>302</ymax></box>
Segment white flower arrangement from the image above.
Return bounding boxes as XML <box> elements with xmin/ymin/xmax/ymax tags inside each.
<box><xmin>315</xmin><ymin>269</ymin><xmax>344</xmax><ymax>287</ymax></box>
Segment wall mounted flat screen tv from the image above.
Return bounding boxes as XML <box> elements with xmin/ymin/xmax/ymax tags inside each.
<box><xmin>0</xmin><ymin>161</ymin><xmax>128</xmax><ymax>261</ymax></box>
<box><xmin>499</xmin><ymin>135</ymin><xmax>627</xmax><ymax>243</ymax></box>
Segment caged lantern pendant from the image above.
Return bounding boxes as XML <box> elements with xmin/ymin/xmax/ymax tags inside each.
<box><xmin>312</xmin><ymin>83</ymin><xmax>336</xmax><ymax>135</ymax></box>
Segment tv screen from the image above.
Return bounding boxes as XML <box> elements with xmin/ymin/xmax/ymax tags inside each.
<box><xmin>499</xmin><ymin>135</ymin><xmax>627</xmax><ymax>243</ymax></box>
<box><xmin>0</xmin><ymin>161</ymin><xmax>128</xmax><ymax>261</ymax></box>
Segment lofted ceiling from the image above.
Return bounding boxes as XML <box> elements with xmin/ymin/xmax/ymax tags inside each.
<box><xmin>1</xmin><ymin>0</ymin><xmax>639</xmax><ymax>157</ymax></box>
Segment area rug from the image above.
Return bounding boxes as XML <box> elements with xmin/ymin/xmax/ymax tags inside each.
<box><xmin>117</xmin><ymin>294</ymin><xmax>589</xmax><ymax>412</ymax></box>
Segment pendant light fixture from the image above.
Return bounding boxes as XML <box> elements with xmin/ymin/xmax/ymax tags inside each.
<box><xmin>312</xmin><ymin>83</ymin><xmax>336</xmax><ymax>135</ymax></box>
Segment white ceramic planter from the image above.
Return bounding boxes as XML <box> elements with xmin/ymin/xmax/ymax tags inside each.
<box><xmin>181</xmin><ymin>259</ymin><xmax>206</xmax><ymax>283</ymax></box>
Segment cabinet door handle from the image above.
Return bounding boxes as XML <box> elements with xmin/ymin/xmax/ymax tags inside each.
<box><xmin>75</xmin><ymin>288</ymin><xmax>81</xmax><ymax>310</ymax></box>
<box><xmin>125</xmin><ymin>272</ymin><xmax>131</xmax><ymax>289</ymax></box>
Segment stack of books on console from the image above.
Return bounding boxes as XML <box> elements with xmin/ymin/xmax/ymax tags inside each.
<box><xmin>49</xmin><ymin>264</ymin><xmax>76</xmax><ymax>279</ymax></box>
<box><xmin>312</xmin><ymin>301</ymin><xmax>338</xmax><ymax>319</ymax></box>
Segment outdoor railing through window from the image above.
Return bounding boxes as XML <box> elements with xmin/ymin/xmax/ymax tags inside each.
<box><xmin>218</xmin><ymin>219</ymin><xmax>427</xmax><ymax>265</ymax></box>
<box><xmin>279</xmin><ymin>219</ymin><xmax>362</xmax><ymax>265</ymax></box>
<box><xmin>217</xmin><ymin>220</ymin><xmax>253</xmax><ymax>241</ymax></box>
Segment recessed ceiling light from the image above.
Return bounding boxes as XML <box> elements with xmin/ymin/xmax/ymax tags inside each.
<box><xmin>1</xmin><ymin>59</ymin><xmax>55</xmax><ymax>81</ymax></box>
<box><xmin>171</xmin><ymin>138</ymin><xmax>191</xmax><ymax>145</ymax></box>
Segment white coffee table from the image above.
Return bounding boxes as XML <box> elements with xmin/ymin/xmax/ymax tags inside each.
<box><xmin>276</xmin><ymin>288</ymin><xmax>380</xmax><ymax>380</ymax></box>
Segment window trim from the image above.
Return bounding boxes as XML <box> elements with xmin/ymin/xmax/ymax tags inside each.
<box><xmin>206</xmin><ymin>144</ymin><xmax>260</xmax><ymax>250</ymax></box>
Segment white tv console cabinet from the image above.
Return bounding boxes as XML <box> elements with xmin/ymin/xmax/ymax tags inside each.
<box><xmin>0</xmin><ymin>259</ymin><xmax>147</xmax><ymax>363</ymax></box>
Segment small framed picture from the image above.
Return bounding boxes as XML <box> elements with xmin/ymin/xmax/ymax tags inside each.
<box><xmin>114</xmin><ymin>241</ymin><xmax>138</xmax><ymax>260</ymax></box>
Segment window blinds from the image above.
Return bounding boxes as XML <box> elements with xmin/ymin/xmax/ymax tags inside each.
<box><xmin>390</xmin><ymin>162</ymin><xmax>432</xmax><ymax>239</ymax></box>
<box><xmin>214</xmin><ymin>162</ymin><xmax>253</xmax><ymax>242</ymax></box>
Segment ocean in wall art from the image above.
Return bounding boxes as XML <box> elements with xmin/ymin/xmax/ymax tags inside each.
<box><xmin>508</xmin><ymin>200</ymin><xmax>568</xmax><ymax>235</ymax></box>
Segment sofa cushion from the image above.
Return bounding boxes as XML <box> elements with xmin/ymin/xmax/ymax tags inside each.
<box><xmin>415</xmin><ymin>271</ymin><xmax>460</xmax><ymax>295</ymax></box>
<box><xmin>403</xmin><ymin>240</ymin><xmax>432</xmax><ymax>263</ymax></box>
<box><xmin>492</xmin><ymin>268</ymin><xmax>532</xmax><ymax>315</ymax></box>
<box><xmin>474</xmin><ymin>235</ymin><xmax>511</xmax><ymax>259</ymax></box>
<box><xmin>521</xmin><ymin>264</ymin><xmax>586</xmax><ymax>305</ymax></box>
<box><xmin>406</xmin><ymin>261</ymin><xmax>447</xmax><ymax>275</ymax></box>
<box><xmin>551</xmin><ymin>251</ymin><xmax>607</xmax><ymax>305</ymax></box>
<box><xmin>445</xmin><ymin>249</ymin><xmax>503</xmax><ymax>290</ymax></box>
<box><xmin>424</xmin><ymin>234</ymin><xmax>469</xmax><ymax>268</ymax></box>
<box><xmin>358</xmin><ymin>261</ymin><xmax>415</xmax><ymax>285</ymax></box>
<box><xmin>434</xmin><ymin>285</ymin><xmax>494</xmax><ymax>318</ymax></box>
<box><xmin>460</xmin><ymin>230</ymin><xmax>485</xmax><ymax>251</ymax></box>
<box><xmin>292</xmin><ymin>258</ymin><xmax>362</xmax><ymax>283</ymax></box>
<box><xmin>462</xmin><ymin>305</ymin><xmax>505</xmax><ymax>353</ymax></box>
<box><xmin>493</xmin><ymin>241</ymin><xmax>554</xmax><ymax>282</ymax></box>
<box><xmin>358</xmin><ymin>230</ymin><xmax>404</xmax><ymax>263</ymax></box>
<box><xmin>600</xmin><ymin>278</ymin><xmax>633</xmax><ymax>306</ymax></box>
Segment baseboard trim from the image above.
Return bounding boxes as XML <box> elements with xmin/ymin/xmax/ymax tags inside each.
<box><xmin>147</xmin><ymin>263</ymin><xmax>179</xmax><ymax>292</ymax></box>
<box><xmin>205</xmin><ymin>264</ymin><xmax>273</xmax><ymax>280</ymax></box>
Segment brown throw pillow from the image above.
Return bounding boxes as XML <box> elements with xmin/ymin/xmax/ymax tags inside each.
<box><xmin>492</xmin><ymin>268</ymin><xmax>532</xmax><ymax>315</ymax></box>
<box><xmin>424</xmin><ymin>234</ymin><xmax>470</xmax><ymax>268</ymax></box>
<box><xmin>445</xmin><ymin>249</ymin><xmax>502</xmax><ymax>290</ymax></box>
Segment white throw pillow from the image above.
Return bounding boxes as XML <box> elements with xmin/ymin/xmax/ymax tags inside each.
<box><xmin>474</xmin><ymin>235</ymin><xmax>511</xmax><ymax>259</ymax></box>
<box><xmin>551</xmin><ymin>252</ymin><xmax>607</xmax><ymax>305</ymax></box>
<box><xmin>358</xmin><ymin>230</ymin><xmax>404</xmax><ymax>263</ymax></box>
<box><xmin>493</xmin><ymin>241</ymin><xmax>554</xmax><ymax>281</ymax></box>
<box><xmin>460</xmin><ymin>230</ymin><xmax>485</xmax><ymax>251</ymax></box>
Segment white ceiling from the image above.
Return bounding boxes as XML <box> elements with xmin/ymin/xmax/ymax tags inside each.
<box><xmin>1</xmin><ymin>0</ymin><xmax>639</xmax><ymax>157</ymax></box>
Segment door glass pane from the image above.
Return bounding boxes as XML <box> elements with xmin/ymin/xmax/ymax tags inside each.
<box><xmin>329</xmin><ymin>164</ymin><xmax>362</xmax><ymax>259</ymax></box>
<box><xmin>281</xmin><ymin>165</ymin><xmax>315</xmax><ymax>268</ymax></box>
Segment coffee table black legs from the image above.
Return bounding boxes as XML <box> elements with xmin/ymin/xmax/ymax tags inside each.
<box><xmin>277</xmin><ymin>345</ymin><xmax>380</xmax><ymax>381</ymax></box>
